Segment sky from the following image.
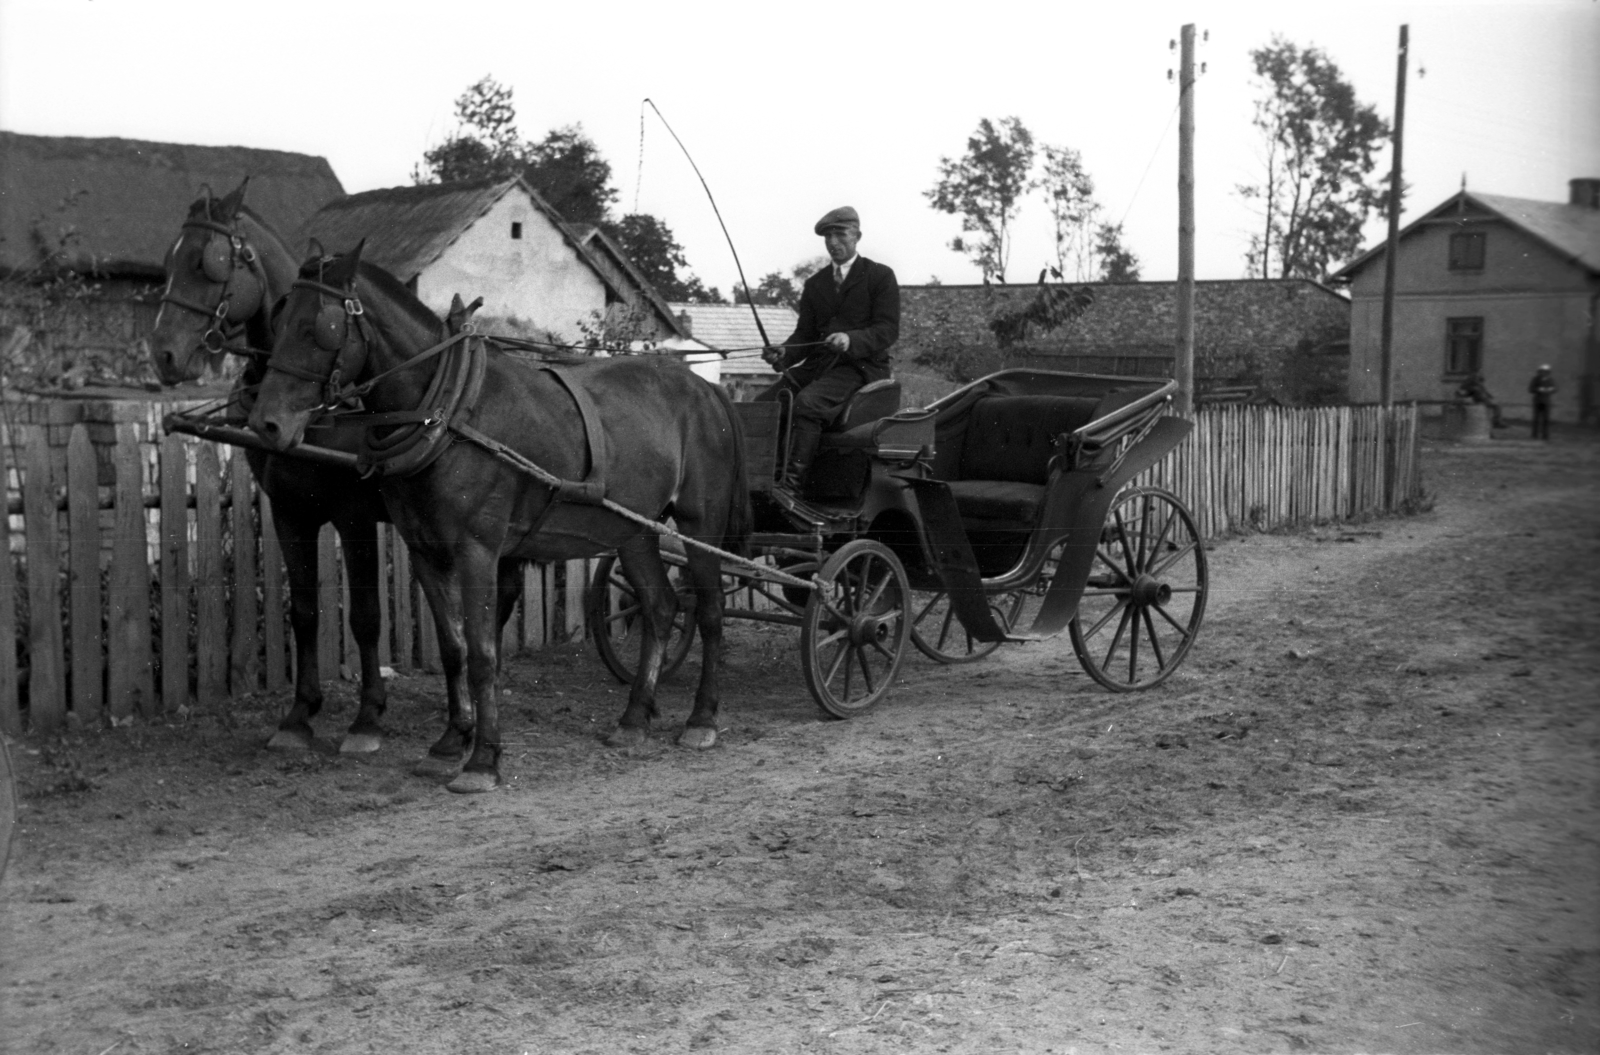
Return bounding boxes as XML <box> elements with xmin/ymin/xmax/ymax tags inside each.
<box><xmin>1</xmin><ymin>0</ymin><xmax>1596</xmax><ymax>294</ymax></box>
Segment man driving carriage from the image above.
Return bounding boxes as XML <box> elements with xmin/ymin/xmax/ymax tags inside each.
<box><xmin>760</xmin><ymin>206</ymin><xmax>900</xmax><ymax>488</ymax></box>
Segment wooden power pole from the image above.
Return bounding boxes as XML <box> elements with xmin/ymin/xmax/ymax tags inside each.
<box><xmin>1379</xmin><ymin>24</ymin><xmax>1409</xmax><ymax>408</ymax></box>
<box><xmin>1175</xmin><ymin>23</ymin><xmax>1196</xmax><ymax>416</ymax></box>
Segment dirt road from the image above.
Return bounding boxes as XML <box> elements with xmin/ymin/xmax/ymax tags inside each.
<box><xmin>3</xmin><ymin>434</ymin><xmax>1596</xmax><ymax>1054</ymax></box>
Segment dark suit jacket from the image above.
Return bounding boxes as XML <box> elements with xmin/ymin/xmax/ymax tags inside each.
<box><xmin>779</xmin><ymin>255</ymin><xmax>899</xmax><ymax>382</ymax></box>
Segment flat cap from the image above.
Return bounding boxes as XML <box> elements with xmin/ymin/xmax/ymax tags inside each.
<box><xmin>814</xmin><ymin>206</ymin><xmax>860</xmax><ymax>234</ymax></box>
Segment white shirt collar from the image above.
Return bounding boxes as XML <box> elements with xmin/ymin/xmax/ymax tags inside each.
<box><xmin>833</xmin><ymin>255</ymin><xmax>858</xmax><ymax>281</ymax></box>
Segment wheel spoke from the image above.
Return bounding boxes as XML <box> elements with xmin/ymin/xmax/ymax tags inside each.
<box><xmin>823</xmin><ymin>637</ymin><xmax>850</xmax><ymax>685</ymax></box>
<box><xmin>855</xmin><ymin>647</ymin><xmax>878</xmax><ymax>695</ymax></box>
<box><xmin>1111</xmin><ymin>508</ymin><xmax>1137</xmax><ymax>572</ymax></box>
<box><xmin>1147</xmin><ymin>506</ymin><xmax>1177</xmax><ymax>565</ymax></box>
<box><xmin>1149</xmin><ymin>538</ymin><xmax>1198</xmax><ymax>579</ymax></box>
<box><xmin>1153</xmin><ymin>601</ymin><xmax>1193</xmax><ymax>638</ymax></box>
<box><xmin>1081</xmin><ymin>597</ymin><xmax>1129</xmax><ymax>640</ymax></box>
<box><xmin>1141</xmin><ymin>606</ymin><xmax>1167</xmax><ymax>670</ymax></box>
<box><xmin>1127</xmin><ymin>605</ymin><xmax>1141</xmax><ymax>681</ymax></box>
<box><xmin>1104</xmin><ymin>604</ymin><xmax>1133</xmax><ymax>670</ymax></box>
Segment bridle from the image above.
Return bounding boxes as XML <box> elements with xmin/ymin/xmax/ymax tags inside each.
<box><xmin>159</xmin><ymin>213</ymin><xmax>270</xmax><ymax>357</ymax></box>
<box><xmin>264</xmin><ymin>275</ymin><xmax>374</xmax><ymax>410</ymax></box>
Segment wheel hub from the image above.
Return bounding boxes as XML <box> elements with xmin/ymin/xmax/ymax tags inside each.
<box><xmin>1129</xmin><ymin>574</ymin><xmax>1171</xmax><ymax>607</ymax></box>
<box><xmin>849</xmin><ymin>614</ymin><xmax>890</xmax><ymax>646</ymax></box>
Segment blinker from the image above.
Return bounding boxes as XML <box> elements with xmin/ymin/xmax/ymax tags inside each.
<box><xmin>224</xmin><ymin>269</ymin><xmax>262</xmax><ymax>323</ymax></box>
<box><xmin>201</xmin><ymin>236</ymin><xmax>234</xmax><ymax>283</ymax></box>
<box><xmin>314</xmin><ymin>302</ymin><xmax>348</xmax><ymax>352</ymax></box>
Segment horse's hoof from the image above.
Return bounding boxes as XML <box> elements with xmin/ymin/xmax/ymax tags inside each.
<box><xmin>339</xmin><ymin>732</ymin><xmax>383</xmax><ymax>755</ymax></box>
<box><xmin>676</xmin><ymin>726</ymin><xmax>718</xmax><ymax>751</ymax></box>
<box><xmin>604</xmin><ymin>726</ymin><xmax>648</xmax><ymax>749</ymax></box>
<box><xmin>413</xmin><ymin>755</ymin><xmax>463</xmax><ymax>779</ymax></box>
<box><xmin>266</xmin><ymin>728</ymin><xmax>314</xmax><ymax>752</ymax></box>
<box><xmin>446</xmin><ymin>770</ymin><xmax>501</xmax><ymax>794</ymax></box>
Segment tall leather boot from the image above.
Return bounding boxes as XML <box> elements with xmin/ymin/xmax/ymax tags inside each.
<box><xmin>784</xmin><ymin>419</ymin><xmax>823</xmax><ymax>492</ymax></box>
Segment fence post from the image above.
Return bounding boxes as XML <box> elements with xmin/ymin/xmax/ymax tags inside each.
<box><xmin>259</xmin><ymin>489</ymin><xmax>288</xmax><ymax>693</ymax></box>
<box><xmin>391</xmin><ymin>532</ymin><xmax>414</xmax><ymax>670</ymax></box>
<box><xmin>521</xmin><ymin>562</ymin><xmax>545</xmax><ymax>650</ymax></box>
<box><xmin>107</xmin><ymin>424</ymin><xmax>153</xmax><ymax>722</ymax></box>
<box><xmin>317</xmin><ymin>524</ymin><xmax>338</xmax><ymax>681</ymax></box>
<box><xmin>67</xmin><ymin>426</ymin><xmax>103</xmax><ymax>726</ymax></box>
<box><xmin>24</xmin><ymin>427</ymin><xmax>66</xmax><ymax>732</ymax></box>
<box><xmin>0</xmin><ymin>431</ymin><xmax>19</xmax><ymax>736</ymax></box>
<box><xmin>159</xmin><ymin>434</ymin><xmax>190</xmax><ymax>715</ymax></box>
<box><xmin>194</xmin><ymin>443</ymin><xmax>227</xmax><ymax>709</ymax></box>
<box><xmin>230</xmin><ymin>455</ymin><xmax>260</xmax><ymax>694</ymax></box>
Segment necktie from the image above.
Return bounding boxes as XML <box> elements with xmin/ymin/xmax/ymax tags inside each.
<box><xmin>833</xmin><ymin>265</ymin><xmax>843</xmax><ymax>288</ymax></box>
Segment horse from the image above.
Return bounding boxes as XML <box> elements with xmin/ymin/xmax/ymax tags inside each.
<box><xmin>247</xmin><ymin>244</ymin><xmax>750</xmax><ymax>794</ymax></box>
<box><xmin>147</xmin><ymin>180</ymin><xmax>397</xmax><ymax>755</ymax></box>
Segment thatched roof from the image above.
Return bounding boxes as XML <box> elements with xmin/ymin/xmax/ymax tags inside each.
<box><xmin>302</xmin><ymin>178</ymin><xmax>683</xmax><ymax>338</ymax></box>
<box><xmin>0</xmin><ymin>132</ymin><xmax>345</xmax><ymax>278</ymax></box>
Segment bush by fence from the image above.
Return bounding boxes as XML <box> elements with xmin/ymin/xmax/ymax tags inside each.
<box><xmin>0</xmin><ymin>400</ymin><xmax>1422</xmax><ymax>736</ymax></box>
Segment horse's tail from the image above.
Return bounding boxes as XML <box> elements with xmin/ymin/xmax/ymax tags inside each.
<box><xmin>709</xmin><ymin>380</ymin><xmax>753</xmax><ymax>555</ymax></box>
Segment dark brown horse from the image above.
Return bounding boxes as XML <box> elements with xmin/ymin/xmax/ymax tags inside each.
<box><xmin>147</xmin><ymin>181</ymin><xmax>394</xmax><ymax>754</ymax></box>
<box><xmin>248</xmin><ymin>245</ymin><xmax>750</xmax><ymax>793</ymax></box>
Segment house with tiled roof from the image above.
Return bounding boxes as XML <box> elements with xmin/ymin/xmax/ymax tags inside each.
<box><xmin>1331</xmin><ymin>178</ymin><xmax>1600</xmax><ymax>423</ymax></box>
<box><xmin>668</xmin><ymin>302</ymin><xmax>795</xmax><ymax>399</ymax></box>
<box><xmin>301</xmin><ymin>177</ymin><xmax>684</xmax><ymax>346</ymax></box>
<box><xmin>0</xmin><ymin>132</ymin><xmax>343</xmax><ymax>386</ymax></box>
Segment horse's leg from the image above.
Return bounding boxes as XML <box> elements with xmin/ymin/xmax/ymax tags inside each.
<box><xmin>604</xmin><ymin>534</ymin><xmax>673</xmax><ymax>749</ymax></box>
<box><xmin>495</xmin><ymin>558</ymin><xmax>524</xmax><ymax>677</ymax></box>
<box><xmin>448</xmin><ymin>544</ymin><xmax>506</xmax><ymax>794</ymax></box>
<box><xmin>335</xmin><ymin>517</ymin><xmax>389</xmax><ymax>755</ymax></box>
<box><xmin>678</xmin><ymin>542</ymin><xmax>726</xmax><ymax>751</ymax></box>
<box><xmin>265</xmin><ymin>507</ymin><xmax>325</xmax><ymax>751</ymax></box>
<box><xmin>410</xmin><ymin>557</ymin><xmax>473</xmax><ymax>779</ymax></box>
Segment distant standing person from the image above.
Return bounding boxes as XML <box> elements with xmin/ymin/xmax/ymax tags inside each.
<box><xmin>760</xmin><ymin>206</ymin><xmax>900</xmax><ymax>488</ymax></box>
<box><xmin>1529</xmin><ymin>364</ymin><xmax>1556</xmax><ymax>441</ymax></box>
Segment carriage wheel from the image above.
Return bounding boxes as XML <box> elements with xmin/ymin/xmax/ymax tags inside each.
<box><xmin>801</xmin><ymin>540</ymin><xmax>911</xmax><ymax>718</ymax></box>
<box><xmin>1069</xmin><ymin>487</ymin><xmax>1208</xmax><ymax>691</ymax></box>
<box><xmin>909</xmin><ymin>589</ymin><xmax>1026</xmax><ymax>664</ymax></box>
<box><xmin>586</xmin><ymin>553</ymin><xmax>697</xmax><ymax>684</ymax></box>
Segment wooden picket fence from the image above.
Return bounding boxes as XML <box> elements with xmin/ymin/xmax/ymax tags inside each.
<box><xmin>0</xmin><ymin>400</ymin><xmax>1423</xmax><ymax>737</ymax></box>
<box><xmin>1133</xmin><ymin>403</ymin><xmax>1423</xmax><ymax>538</ymax></box>
<box><xmin>0</xmin><ymin>418</ymin><xmax>594</xmax><ymax>737</ymax></box>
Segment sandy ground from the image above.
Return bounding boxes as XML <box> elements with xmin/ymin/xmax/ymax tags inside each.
<box><xmin>2</xmin><ymin>431</ymin><xmax>1596</xmax><ymax>1055</ymax></box>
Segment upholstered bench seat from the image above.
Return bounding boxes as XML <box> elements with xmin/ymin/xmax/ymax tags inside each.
<box><xmin>943</xmin><ymin>394</ymin><xmax>1101</xmax><ymax>526</ymax></box>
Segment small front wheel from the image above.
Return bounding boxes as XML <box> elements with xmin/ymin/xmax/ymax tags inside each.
<box><xmin>586</xmin><ymin>553</ymin><xmax>697</xmax><ymax>684</ymax></box>
<box><xmin>1069</xmin><ymin>487</ymin><xmax>1208</xmax><ymax>691</ymax></box>
<box><xmin>801</xmin><ymin>540</ymin><xmax>911</xmax><ymax>718</ymax></box>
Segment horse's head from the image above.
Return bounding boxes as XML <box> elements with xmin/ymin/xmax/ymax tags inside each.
<box><xmin>249</xmin><ymin>242</ymin><xmax>375</xmax><ymax>451</ymax></box>
<box><xmin>148</xmin><ymin>179</ymin><xmax>268</xmax><ymax>384</ymax></box>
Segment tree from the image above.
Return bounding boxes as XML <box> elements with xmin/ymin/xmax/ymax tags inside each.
<box><xmin>413</xmin><ymin>76</ymin><xmax>528</xmax><ymax>184</ymax></box>
<box><xmin>1094</xmin><ymin>223</ymin><xmax>1142</xmax><ymax>282</ymax></box>
<box><xmin>926</xmin><ymin>117</ymin><xmax>1037</xmax><ymax>283</ymax></box>
<box><xmin>732</xmin><ymin>257</ymin><xmax>827</xmax><ymax>308</ymax></box>
<box><xmin>1039</xmin><ymin>144</ymin><xmax>1100</xmax><ymax>282</ymax></box>
<box><xmin>524</xmin><ymin>125</ymin><xmax>617</xmax><ymax>227</ymax></box>
<box><xmin>1238</xmin><ymin>36</ymin><xmax>1391</xmax><ymax>281</ymax></box>
<box><xmin>604</xmin><ymin>213</ymin><xmax>725</xmax><ymax>303</ymax></box>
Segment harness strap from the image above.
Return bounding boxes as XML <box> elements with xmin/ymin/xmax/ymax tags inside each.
<box><xmin>537</xmin><ymin>363</ymin><xmax>609</xmax><ymax>502</ymax></box>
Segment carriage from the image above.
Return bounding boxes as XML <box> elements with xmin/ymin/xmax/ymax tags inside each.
<box><xmin>587</xmin><ymin>366</ymin><xmax>1209</xmax><ymax>718</ymax></box>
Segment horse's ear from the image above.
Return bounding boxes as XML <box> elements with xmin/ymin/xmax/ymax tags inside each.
<box><xmin>324</xmin><ymin>239</ymin><xmax>365</xmax><ymax>286</ymax></box>
<box><xmin>447</xmin><ymin>294</ymin><xmax>484</xmax><ymax>335</ymax></box>
<box><xmin>307</xmin><ymin>239</ymin><xmax>326</xmax><ymax>262</ymax></box>
<box><xmin>217</xmin><ymin>177</ymin><xmax>250</xmax><ymax>220</ymax></box>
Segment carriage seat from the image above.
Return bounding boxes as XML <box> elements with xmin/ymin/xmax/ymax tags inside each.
<box><xmin>828</xmin><ymin>378</ymin><xmax>902</xmax><ymax>433</ymax></box>
<box><xmin>817</xmin><ymin>378</ymin><xmax>933</xmax><ymax>460</ymax></box>
<box><xmin>943</xmin><ymin>394</ymin><xmax>1102</xmax><ymax>527</ymax></box>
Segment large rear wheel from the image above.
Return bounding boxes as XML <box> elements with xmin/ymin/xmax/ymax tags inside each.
<box><xmin>1068</xmin><ymin>487</ymin><xmax>1207</xmax><ymax>691</ymax></box>
<box><xmin>586</xmin><ymin>553</ymin><xmax>697</xmax><ymax>684</ymax></box>
<box><xmin>801</xmin><ymin>540</ymin><xmax>911</xmax><ymax>718</ymax></box>
<box><xmin>909</xmin><ymin>589</ymin><xmax>1026</xmax><ymax>664</ymax></box>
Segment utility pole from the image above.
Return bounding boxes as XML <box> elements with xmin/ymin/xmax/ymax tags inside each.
<box><xmin>1175</xmin><ymin>23</ymin><xmax>1196</xmax><ymax>416</ymax></box>
<box><xmin>1378</xmin><ymin>25</ymin><xmax>1408</xmax><ymax>408</ymax></box>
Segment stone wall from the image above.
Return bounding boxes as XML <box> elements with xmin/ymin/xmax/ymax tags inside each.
<box><xmin>897</xmin><ymin>278</ymin><xmax>1351</xmax><ymax>404</ymax></box>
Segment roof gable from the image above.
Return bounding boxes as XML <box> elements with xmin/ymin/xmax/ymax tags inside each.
<box><xmin>1332</xmin><ymin>190</ymin><xmax>1600</xmax><ymax>279</ymax></box>
<box><xmin>668</xmin><ymin>303</ymin><xmax>797</xmax><ymax>350</ymax></box>
<box><xmin>0</xmin><ymin>132</ymin><xmax>344</xmax><ymax>277</ymax></box>
<box><xmin>298</xmin><ymin>177</ymin><xmax>518</xmax><ymax>278</ymax></box>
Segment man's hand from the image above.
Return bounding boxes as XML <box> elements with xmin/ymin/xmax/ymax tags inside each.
<box><xmin>761</xmin><ymin>346</ymin><xmax>786</xmax><ymax>368</ymax></box>
<box><xmin>824</xmin><ymin>332</ymin><xmax>851</xmax><ymax>353</ymax></box>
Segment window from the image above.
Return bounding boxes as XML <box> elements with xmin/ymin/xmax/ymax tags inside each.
<box><xmin>1448</xmin><ymin>231</ymin><xmax>1485</xmax><ymax>270</ymax></box>
<box><xmin>1445</xmin><ymin>317</ymin><xmax>1483</xmax><ymax>377</ymax></box>
<box><xmin>510</xmin><ymin>222</ymin><xmax>523</xmax><ymax>240</ymax></box>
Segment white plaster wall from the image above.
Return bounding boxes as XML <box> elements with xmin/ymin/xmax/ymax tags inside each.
<box><xmin>413</xmin><ymin>191</ymin><xmax>606</xmax><ymax>342</ymax></box>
